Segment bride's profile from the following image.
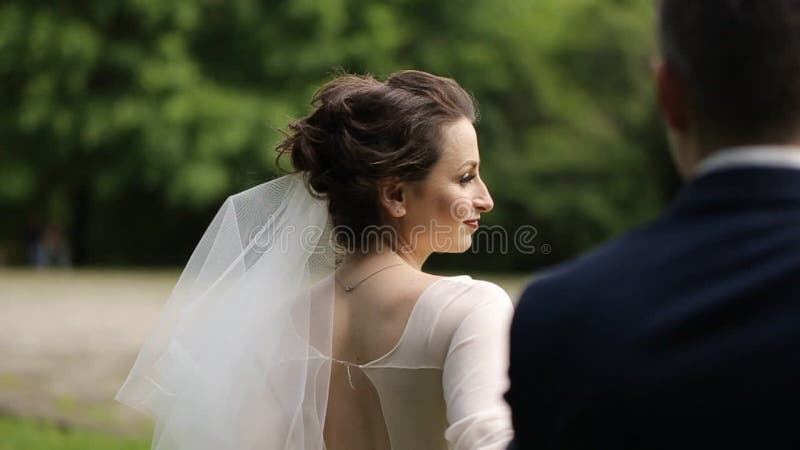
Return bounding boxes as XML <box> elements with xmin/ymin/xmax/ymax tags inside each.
<box><xmin>117</xmin><ymin>70</ymin><xmax>513</xmax><ymax>450</ymax></box>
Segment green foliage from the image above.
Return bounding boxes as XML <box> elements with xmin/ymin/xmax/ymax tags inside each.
<box><xmin>0</xmin><ymin>0</ymin><xmax>677</xmax><ymax>269</ymax></box>
<box><xmin>0</xmin><ymin>416</ymin><xmax>149</xmax><ymax>450</ymax></box>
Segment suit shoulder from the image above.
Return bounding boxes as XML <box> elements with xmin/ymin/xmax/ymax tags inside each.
<box><xmin>536</xmin><ymin>219</ymin><xmax>658</xmax><ymax>285</ymax></box>
<box><xmin>516</xmin><ymin>222</ymin><xmax>659</xmax><ymax>322</ymax></box>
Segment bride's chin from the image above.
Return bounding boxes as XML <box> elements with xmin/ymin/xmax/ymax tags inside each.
<box><xmin>446</xmin><ymin>236</ymin><xmax>473</xmax><ymax>254</ymax></box>
<box><xmin>431</xmin><ymin>241</ymin><xmax>470</xmax><ymax>254</ymax></box>
<box><xmin>428</xmin><ymin>229</ymin><xmax>475</xmax><ymax>254</ymax></box>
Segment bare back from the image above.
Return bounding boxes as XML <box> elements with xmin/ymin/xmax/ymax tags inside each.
<box><xmin>324</xmin><ymin>268</ymin><xmax>441</xmax><ymax>450</ymax></box>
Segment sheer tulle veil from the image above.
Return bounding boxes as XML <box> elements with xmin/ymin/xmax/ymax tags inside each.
<box><xmin>116</xmin><ymin>174</ymin><xmax>337</xmax><ymax>450</ymax></box>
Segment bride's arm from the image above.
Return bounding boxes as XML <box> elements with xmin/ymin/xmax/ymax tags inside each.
<box><xmin>442</xmin><ymin>281</ymin><xmax>515</xmax><ymax>449</ymax></box>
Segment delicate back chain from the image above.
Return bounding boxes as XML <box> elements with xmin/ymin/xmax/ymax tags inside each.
<box><xmin>336</xmin><ymin>263</ymin><xmax>404</xmax><ymax>292</ymax></box>
<box><xmin>332</xmin><ymin>358</ymin><xmax>359</xmax><ymax>390</ymax></box>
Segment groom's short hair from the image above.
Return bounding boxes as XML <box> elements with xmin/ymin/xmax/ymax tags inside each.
<box><xmin>658</xmin><ymin>0</ymin><xmax>800</xmax><ymax>145</ymax></box>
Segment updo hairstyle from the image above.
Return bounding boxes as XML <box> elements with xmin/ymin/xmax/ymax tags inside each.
<box><xmin>276</xmin><ymin>70</ymin><xmax>477</xmax><ymax>248</ymax></box>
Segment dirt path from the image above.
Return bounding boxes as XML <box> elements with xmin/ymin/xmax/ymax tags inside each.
<box><xmin>0</xmin><ymin>269</ymin><xmax>177</xmax><ymax>435</ymax></box>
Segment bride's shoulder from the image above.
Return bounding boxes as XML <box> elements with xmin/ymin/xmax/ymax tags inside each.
<box><xmin>421</xmin><ymin>276</ymin><xmax>513</xmax><ymax>357</ymax></box>
<box><xmin>421</xmin><ymin>276</ymin><xmax>513</xmax><ymax>321</ymax></box>
<box><xmin>390</xmin><ymin>273</ymin><xmax>512</xmax><ymax>322</ymax></box>
<box><xmin>436</xmin><ymin>276</ymin><xmax>512</xmax><ymax>304</ymax></box>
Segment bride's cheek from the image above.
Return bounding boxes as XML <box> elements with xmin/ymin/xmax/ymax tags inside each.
<box><xmin>445</xmin><ymin>196</ymin><xmax>468</xmax><ymax>223</ymax></box>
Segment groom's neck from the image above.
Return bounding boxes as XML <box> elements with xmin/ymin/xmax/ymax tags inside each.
<box><xmin>696</xmin><ymin>130</ymin><xmax>800</xmax><ymax>159</ymax></box>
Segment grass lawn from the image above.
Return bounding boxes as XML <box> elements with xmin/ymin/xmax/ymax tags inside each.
<box><xmin>0</xmin><ymin>416</ymin><xmax>150</xmax><ymax>450</ymax></box>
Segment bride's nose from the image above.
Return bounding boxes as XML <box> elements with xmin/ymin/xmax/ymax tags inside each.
<box><xmin>473</xmin><ymin>179</ymin><xmax>494</xmax><ymax>213</ymax></box>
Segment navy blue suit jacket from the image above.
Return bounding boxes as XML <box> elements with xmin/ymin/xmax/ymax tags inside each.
<box><xmin>507</xmin><ymin>167</ymin><xmax>800</xmax><ymax>449</ymax></box>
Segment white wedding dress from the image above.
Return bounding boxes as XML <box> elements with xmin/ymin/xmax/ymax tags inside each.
<box><xmin>116</xmin><ymin>174</ymin><xmax>513</xmax><ymax>450</ymax></box>
<box><xmin>323</xmin><ymin>275</ymin><xmax>514</xmax><ymax>450</ymax></box>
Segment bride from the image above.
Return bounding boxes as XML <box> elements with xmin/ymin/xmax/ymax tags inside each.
<box><xmin>117</xmin><ymin>70</ymin><xmax>513</xmax><ymax>450</ymax></box>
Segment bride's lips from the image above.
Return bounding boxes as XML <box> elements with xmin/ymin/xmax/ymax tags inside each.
<box><xmin>463</xmin><ymin>219</ymin><xmax>480</xmax><ymax>229</ymax></box>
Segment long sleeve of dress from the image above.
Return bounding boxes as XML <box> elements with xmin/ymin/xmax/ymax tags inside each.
<box><xmin>441</xmin><ymin>281</ymin><xmax>515</xmax><ymax>449</ymax></box>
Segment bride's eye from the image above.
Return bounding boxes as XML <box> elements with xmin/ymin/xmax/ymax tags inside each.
<box><xmin>459</xmin><ymin>174</ymin><xmax>476</xmax><ymax>184</ymax></box>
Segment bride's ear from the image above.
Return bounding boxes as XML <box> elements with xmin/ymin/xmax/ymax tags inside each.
<box><xmin>378</xmin><ymin>178</ymin><xmax>407</xmax><ymax>218</ymax></box>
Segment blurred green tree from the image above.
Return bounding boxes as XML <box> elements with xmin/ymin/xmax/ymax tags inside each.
<box><xmin>0</xmin><ymin>0</ymin><xmax>677</xmax><ymax>269</ymax></box>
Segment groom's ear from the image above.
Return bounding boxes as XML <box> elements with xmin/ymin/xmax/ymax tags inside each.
<box><xmin>656</xmin><ymin>62</ymin><xmax>689</xmax><ymax>134</ymax></box>
<box><xmin>378</xmin><ymin>178</ymin><xmax>407</xmax><ymax>219</ymax></box>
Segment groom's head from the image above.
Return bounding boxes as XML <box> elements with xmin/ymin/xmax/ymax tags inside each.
<box><xmin>656</xmin><ymin>0</ymin><xmax>800</xmax><ymax>176</ymax></box>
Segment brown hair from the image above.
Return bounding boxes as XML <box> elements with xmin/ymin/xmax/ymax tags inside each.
<box><xmin>659</xmin><ymin>0</ymin><xmax>800</xmax><ymax>147</ymax></box>
<box><xmin>276</xmin><ymin>70</ymin><xmax>477</xmax><ymax>247</ymax></box>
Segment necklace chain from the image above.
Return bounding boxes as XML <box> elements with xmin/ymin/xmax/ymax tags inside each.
<box><xmin>338</xmin><ymin>262</ymin><xmax>404</xmax><ymax>292</ymax></box>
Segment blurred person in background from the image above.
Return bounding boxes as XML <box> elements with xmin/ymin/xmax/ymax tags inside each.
<box><xmin>25</xmin><ymin>213</ymin><xmax>71</xmax><ymax>268</ymax></box>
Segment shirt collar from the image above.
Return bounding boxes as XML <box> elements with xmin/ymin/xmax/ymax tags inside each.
<box><xmin>693</xmin><ymin>146</ymin><xmax>800</xmax><ymax>178</ymax></box>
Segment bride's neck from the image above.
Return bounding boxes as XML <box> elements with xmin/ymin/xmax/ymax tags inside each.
<box><xmin>343</xmin><ymin>245</ymin><xmax>427</xmax><ymax>272</ymax></box>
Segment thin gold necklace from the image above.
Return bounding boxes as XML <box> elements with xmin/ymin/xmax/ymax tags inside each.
<box><xmin>337</xmin><ymin>262</ymin><xmax>404</xmax><ymax>292</ymax></box>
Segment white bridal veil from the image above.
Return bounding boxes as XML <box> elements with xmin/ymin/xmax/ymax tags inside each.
<box><xmin>116</xmin><ymin>174</ymin><xmax>337</xmax><ymax>450</ymax></box>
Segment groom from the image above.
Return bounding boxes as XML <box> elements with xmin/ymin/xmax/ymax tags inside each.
<box><xmin>506</xmin><ymin>1</ymin><xmax>800</xmax><ymax>449</ymax></box>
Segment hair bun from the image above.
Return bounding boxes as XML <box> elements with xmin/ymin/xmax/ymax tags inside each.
<box><xmin>280</xmin><ymin>120</ymin><xmax>333</xmax><ymax>195</ymax></box>
<box><xmin>277</xmin><ymin>74</ymin><xmax>385</xmax><ymax>196</ymax></box>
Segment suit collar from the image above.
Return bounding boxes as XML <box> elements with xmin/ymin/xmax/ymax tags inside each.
<box><xmin>693</xmin><ymin>146</ymin><xmax>800</xmax><ymax>178</ymax></box>
<box><xmin>668</xmin><ymin>167</ymin><xmax>800</xmax><ymax>215</ymax></box>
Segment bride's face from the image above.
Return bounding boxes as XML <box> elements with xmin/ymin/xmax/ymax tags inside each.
<box><xmin>402</xmin><ymin>117</ymin><xmax>494</xmax><ymax>254</ymax></box>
